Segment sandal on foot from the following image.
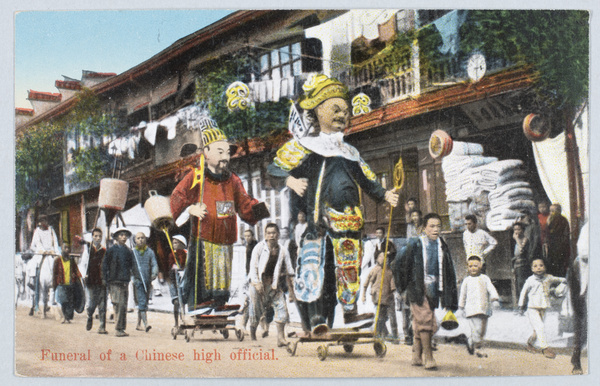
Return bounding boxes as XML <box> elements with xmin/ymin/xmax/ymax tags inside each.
<box><xmin>526</xmin><ymin>336</ymin><xmax>539</xmax><ymax>353</ymax></box>
<box><xmin>542</xmin><ymin>348</ymin><xmax>556</xmax><ymax>359</ymax></box>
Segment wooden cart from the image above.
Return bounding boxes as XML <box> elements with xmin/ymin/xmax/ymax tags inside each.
<box><xmin>287</xmin><ymin>324</ymin><xmax>386</xmax><ymax>361</ymax></box>
<box><xmin>171</xmin><ymin>304</ymin><xmax>244</xmax><ymax>342</ymax></box>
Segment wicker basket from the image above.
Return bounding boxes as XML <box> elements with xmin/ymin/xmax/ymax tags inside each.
<box><xmin>144</xmin><ymin>190</ymin><xmax>174</xmax><ymax>229</ymax></box>
<box><xmin>98</xmin><ymin>178</ymin><xmax>128</xmax><ymax>210</ymax></box>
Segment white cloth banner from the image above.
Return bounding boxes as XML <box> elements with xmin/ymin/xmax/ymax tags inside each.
<box><xmin>109</xmin><ymin>203</ymin><xmax>152</xmax><ymax>238</ymax></box>
<box><xmin>532</xmin><ymin>105</ymin><xmax>589</xmax><ymax>224</ymax></box>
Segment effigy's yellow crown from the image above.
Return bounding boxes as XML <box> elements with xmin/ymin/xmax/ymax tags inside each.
<box><xmin>299</xmin><ymin>74</ymin><xmax>349</xmax><ymax>110</ymax></box>
<box><xmin>202</xmin><ymin>127</ymin><xmax>229</xmax><ymax>147</ymax></box>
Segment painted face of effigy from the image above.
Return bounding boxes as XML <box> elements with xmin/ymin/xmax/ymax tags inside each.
<box><xmin>203</xmin><ymin>141</ymin><xmax>231</xmax><ymax>174</ymax></box>
<box><xmin>315</xmin><ymin>97</ymin><xmax>350</xmax><ymax>134</ymax></box>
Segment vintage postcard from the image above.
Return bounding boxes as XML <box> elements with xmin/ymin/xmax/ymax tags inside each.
<box><xmin>12</xmin><ymin>4</ymin><xmax>592</xmax><ymax>380</ymax></box>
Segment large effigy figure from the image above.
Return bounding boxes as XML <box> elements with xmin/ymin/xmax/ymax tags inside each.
<box><xmin>170</xmin><ymin>117</ymin><xmax>269</xmax><ymax>310</ymax></box>
<box><xmin>268</xmin><ymin>74</ymin><xmax>399</xmax><ymax>330</ymax></box>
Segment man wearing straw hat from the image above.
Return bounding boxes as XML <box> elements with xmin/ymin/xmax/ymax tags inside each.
<box><xmin>170</xmin><ymin>116</ymin><xmax>269</xmax><ymax>310</ymax></box>
<box><xmin>268</xmin><ymin>74</ymin><xmax>399</xmax><ymax>330</ymax></box>
<box><xmin>101</xmin><ymin>227</ymin><xmax>134</xmax><ymax>337</ymax></box>
<box><xmin>168</xmin><ymin>234</ymin><xmax>187</xmax><ymax>328</ymax></box>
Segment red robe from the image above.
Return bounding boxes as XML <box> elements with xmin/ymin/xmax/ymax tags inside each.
<box><xmin>168</xmin><ymin>249</ymin><xmax>187</xmax><ymax>269</ymax></box>
<box><xmin>170</xmin><ymin>168</ymin><xmax>261</xmax><ymax>244</ymax></box>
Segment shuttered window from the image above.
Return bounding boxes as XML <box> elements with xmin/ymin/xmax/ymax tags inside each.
<box><xmin>259</xmin><ymin>39</ymin><xmax>322</xmax><ymax>80</ymax></box>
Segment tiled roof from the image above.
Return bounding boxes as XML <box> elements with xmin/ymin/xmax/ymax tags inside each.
<box><xmin>28</xmin><ymin>90</ymin><xmax>62</xmax><ymax>102</ymax></box>
<box><xmin>55</xmin><ymin>80</ymin><xmax>82</xmax><ymax>90</ymax></box>
<box><xmin>82</xmin><ymin>70</ymin><xmax>117</xmax><ymax>78</ymax></box>
<box><xmin>15</xmin><ymin>108</ymin><xmax>34</xmax><ymax>116</ymax></box>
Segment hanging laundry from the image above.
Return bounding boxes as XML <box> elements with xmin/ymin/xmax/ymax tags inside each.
<box><xmin>272</xmin><ymin>78</ymin><xmax>281</xmax><ymax>102</ymax></box>
<box><xmin>126</xmin><ymin>136</ymin><xmax>137</xmax><ymax>159</ymax></box>
<box><xmin>280</xmin><ymin>77</ymin><xmax>289</xmax><ymax>98</ymax></box>
<box><xmin>248</xmin><ymin>81</ymin><xmax>260</xmax><ymax>102</ymax></box>
<box><xmin>144</xmin><ymin>122</ymin><xmax>159</xmax><ymax>146</ymax></box>
<box><xmin>108</xmin><ymin>138</ymin><xmax>122</xmax><ymax>157</ymax></box>
<box><xmin>160</xmin><ymin>115</ymin><xmax>179</xmax><ymax>140</ymax></box>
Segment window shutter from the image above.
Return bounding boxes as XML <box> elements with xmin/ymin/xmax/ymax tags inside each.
<box><xmin>301</xmin><ymin>38</ymin><xmax>323</xmax><ymax>73</ymax></box>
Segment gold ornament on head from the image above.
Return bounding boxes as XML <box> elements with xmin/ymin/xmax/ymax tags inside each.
<box><xmin>299</xmin><ymin>74</ymin><xmax>349</xmax><ymax>110</ymax></box>
<box><xmin>352</xmin><ymin>93</ymin><xmax>371</xmax><ymax>116</ymax></box>
<box><xmin>226</xmin><ymin>81</ymin><xmax>251</xmax><ymax>111</ymax></box>
<box><xmin>201</xmin><ymin>127</ymin><xmax>229</xmax><ymax>148</ymax></box>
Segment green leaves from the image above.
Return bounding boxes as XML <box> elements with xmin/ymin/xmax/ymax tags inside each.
<box><xmin>16</xmin><ymin>89</ymin><xmax>124</xmax><ymax>208</ymax></box>
<box><xmin>460</xmin><ymin>10</ymin><xmax>589</xmax><ymax>111</ymax></box>
<box><xmin>194</xmin><ymin>55</ymin><xmax>289</xmax><ymax>146</ymax></box>
<box><xmin>16</xmin><ymin>122</ymin><xmax>65</xmax><ymax>209</ymax></box>
<box><xmin>69</xmin><ymin>146</ymin><xmax>110</xmax><ymax>185</ymax></box>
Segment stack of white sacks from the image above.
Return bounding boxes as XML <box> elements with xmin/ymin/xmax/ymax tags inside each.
<box><xmin>441</xmin><ymin>141</ymin><xmax>535</xmax><ymax>231</ymax></box>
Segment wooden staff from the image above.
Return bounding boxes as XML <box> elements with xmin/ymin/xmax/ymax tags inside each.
<box><xmin>374</xmin><ymin>156</ymin><xmax>404</xmax><ymax>335</ymax></box>
<box><xmin>190</xmin><ymin>119</ymin><xmax>208</xmax><ymax>307</ymax></box>
<box><xmin>161</xmin><ymin>225</ymin><xmax>186</xmax><ymax>320</ymax></box>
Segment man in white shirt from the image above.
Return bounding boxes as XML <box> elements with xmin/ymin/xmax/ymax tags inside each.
<box><xmin>294</xmin><ymin>211</ymin><xmax>308</xmax><ymax>251</ymax></box>
<box><xmin>462</xmin><ymin>215</ymin><xmax>497</xmax><ymax>263</ymax></box>
<box><xmin>27</xmin><ymin>214</ymin><xmax>60</xmax><ymax>316</ymax></box>
<box><xmin>248</xmin><ymin>223</ymin><xmax>295</xmax><ymax>346</ymax></box>
<box><xmin>363</xmin><ymin>227</ymin><xmax>397</xmax><ymax>271</ymax></box>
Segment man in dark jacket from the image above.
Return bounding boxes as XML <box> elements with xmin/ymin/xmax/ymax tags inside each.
<box><xmin>101</xmin><ymin>227</ymin><xmax>134</xmax><ymax>337</ymax></box>
<box><xmin>244</xmin><ymin>229</ymin><xmax>258</xmax><ymax>276</ymax></box>
<box><xmin>85</xmin><ymin>228</ymin><xmax>108</xmax><ymax>334</ymax></box>
<box><xmin>546</xmin><ymin>203</ymin><xmax>571</xmax><ymax>277</ymax></box>
<box><xmin>392</xmin><ymin>213</ymin><xmax>458</xmax><ymax>371</ymax></box>
<box><xmin>52</xmin><ymin>243</ymin><xmax>81</xmax><ymax>323</ymax></box>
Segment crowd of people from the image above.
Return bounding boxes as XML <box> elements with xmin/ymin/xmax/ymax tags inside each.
<box><xmin>18</xmin><ymin>73</ymin><xmax>580</xmax><ymax>372</ymax></box>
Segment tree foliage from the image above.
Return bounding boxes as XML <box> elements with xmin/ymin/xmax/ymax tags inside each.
<box><xmin>65</xmin><ymin>88</ymin><xmax>122</xmax><ymax>184</ymax></box>
<box><xmin>194</xmin><ymin>54</ymin><xmax>289</xmax><ymax>152</ymax></box>
<box><xmin>460</xmin><ymin>10</ymin><xmax>589</xmax><ymax>112</ymax></box>
<box><xmin>16</xmin><ymin>88</ymin><xmax>122</xmax><ymax>208</ymax></box>
<box><xmin>15</xmin><ymin>122</ymin><xmax>65</xmax><ymax>209</ymax></box>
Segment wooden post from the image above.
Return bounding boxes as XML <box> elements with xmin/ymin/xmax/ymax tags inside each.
<box><xmin>564</xmin><ymin>109</ymin><xmax>583</xmax><ymax>258</ymax></box>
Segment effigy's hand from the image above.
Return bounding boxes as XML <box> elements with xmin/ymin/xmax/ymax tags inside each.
<box><xmin>286</xmin><ymin>176</ymin><xmax>308</xmax><ymax>197</ymax></box>
<box><xmin>385</xmin><ymin>190</ymin><xmax>399</xmax><ymax>207</ymax></box>
<box><xmin>188</xmin><ymin>203</ymin><xmax>207</xmax><ymax>220</ymax></box>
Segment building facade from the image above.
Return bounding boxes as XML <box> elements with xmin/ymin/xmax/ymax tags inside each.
<box><xmin>16</xmin><ymin>10</ymin><xmax>586</xmax><ymax>302</ymax></box>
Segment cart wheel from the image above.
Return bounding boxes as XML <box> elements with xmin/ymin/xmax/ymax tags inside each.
<box><xmin>343</xmin><ymin>344</ymin><xmax>354</xmax><ymax>353</ymax></box>
<box><xmin>235</xmin><ymin>328</ymin><xmax>245</xmax><ymax>342</ymax></box>
<box><xmin>185</xmin><ymin>330</ymin><xmax>191</xmax><ymax>342</ymax></box>
<box><xmin>317</xmin><ymin>344</ymin><xmax>328</xmax><ymax>361</ymax></box>
<box><xmin>374</xmin><ymin>339</ymin><xmax>387</xmax><ymax>358</ymax></box>
<box><xmin>221</xmin><ymin>329</ymin><xmax>229</xmax><ymax>339</ymax></box>
<box><xmin>171</xmin><ymin>327</ymin><xmax>178</xmax><ymax>340</ymax></box>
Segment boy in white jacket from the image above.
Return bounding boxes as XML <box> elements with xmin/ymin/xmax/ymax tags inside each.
<box><xmin>459</xmin><ymin>255</ymin><xmax>499</xmax><ymax>357</ymax></box>
<box><xmin>518</xmin><ymin>257</ymin><xmax>566</xmax><ymax>359</ymax></box>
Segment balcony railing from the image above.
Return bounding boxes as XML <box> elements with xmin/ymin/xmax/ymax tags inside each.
<box><xmin>341</xmin><ymin>40</ymin><xmax>513</xmax><ymax>110</ymax></box>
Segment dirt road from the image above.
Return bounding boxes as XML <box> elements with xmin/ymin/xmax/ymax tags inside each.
<box><xmin>15</xmin><ymin>305</ymin><xmax>583</xmax><ymax>378</ymax></box>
